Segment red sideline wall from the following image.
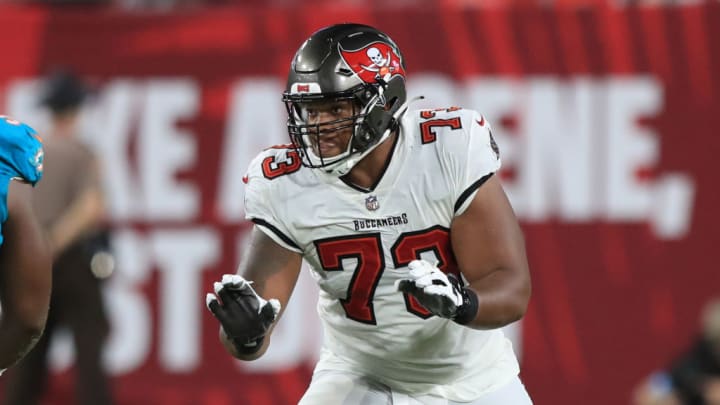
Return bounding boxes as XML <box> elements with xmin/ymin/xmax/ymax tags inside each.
<box><xmin>0</xmin><ymin>3</ymin><xmax>719</xmax><ymax>405</ymax></box>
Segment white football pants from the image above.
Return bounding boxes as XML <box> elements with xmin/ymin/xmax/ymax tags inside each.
<box><xmin>298</xmin><ymin>371</ymin><xmax>533</xmax><ymax>405</ymax></box>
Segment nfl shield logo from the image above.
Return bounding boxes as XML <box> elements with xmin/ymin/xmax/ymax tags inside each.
<box><xmin>365</xmin><ymin>195</ymin><xmax>379</xmax><ymax>211</ymax></box>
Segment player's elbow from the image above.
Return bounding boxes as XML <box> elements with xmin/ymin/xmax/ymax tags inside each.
<box><xmin>1</xmin><ymin>310</ymin><xmax>47</xmax><ymax>347</ymax></box>
<box><xmin>509</xmin><ymin>271</ymin><xmax>532</xmax><ymax>322</ymax></box>
<box><xmin>493</xmin><ymin>271</ymin><xmax>532</xmax><ymax>327</ymax></box>
<box><xmin>10</xmin><ymin>298</ymin><xmax>50</xmax><ymax>337</ymax></box>
<box><xmin>18</xmin><ymin>320</ymin><xmax>45</xmax><ymax>346</ymax></box>
<box><xmin>491</xmin><ymin>297</ymin><xmax>529</xmax><ymax>328</ymax></box>
<box><xmin>505</xmin><ymin>295</ymin><xmax>529</xmax><ymax>325</ymax></box>
<box><xmin>13</xmin><ymin>280</ymin><xmax>52</xmax><ymax>335</ymax></box>
<box><xmin>22</xmin><ymin>313</ymin><xmax>48</xmax><ymax>337</ymax></box>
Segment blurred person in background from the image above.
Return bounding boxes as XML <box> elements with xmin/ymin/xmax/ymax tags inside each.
<box><xmin>633</xmin><ymin>371</ymin><xmax>681</xmax><ymax>405</ymax></box>
<box><xmin>207</xmin><ymin>23</ymin><xmax>532</xmax><ymax>404</ymax></box>
<box><xmin>634</xmin><ymin>299</ymin><xmax>720</xmax><ymax>405</ymax></box>
<box><xmin>669</xmin><ymin>298</ymin><xmax>720</xmax><ymax>405</ymax></box>
<box><xmin>0</xmin><ymin>117</ymin><xmax>50</xmax><ymax>375</ymax></box>
<box><xmin>2</xmin><ymin>70</ymin><xmax>114</xmax><ymax>405</ymax></box>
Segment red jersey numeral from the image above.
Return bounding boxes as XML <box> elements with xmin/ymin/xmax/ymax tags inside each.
<box><xmin>315</xmin><ymin>234</ymin><xmax>385</xmax><ymax>324</ymax></box>
<box><xmin>261</xmin><ymin>150</ymin><xmax>301</xmax><ymax>179</ymax></box>
<box><xmin>419</xmin><ymin>107</ymin><xmax>463</xmax><ymax>144</ymax></box>
<box><xmin>391</xmin><ymin>226</ymin><xmax>459</xmax><ymax>318</ymax></box>
<box><xmin>314</xmin><ymin>227</ymin><xmax>458</xmax><ymax>323</ymax></box>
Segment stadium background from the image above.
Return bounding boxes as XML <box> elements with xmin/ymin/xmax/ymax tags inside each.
<box><xmin>0</xmin><ymin>1</ymin><xmax>719</xmax><ymax>404</ymax></box>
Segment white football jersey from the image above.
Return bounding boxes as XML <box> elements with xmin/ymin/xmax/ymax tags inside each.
<box><xmin>244</xmin><ymin>107</ymin><xmax>520</xmax><ymax>401</ymax></box>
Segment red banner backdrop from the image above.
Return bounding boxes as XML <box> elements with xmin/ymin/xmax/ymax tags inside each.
<box><xmin>1</xmin><ymin>3</ymin><xmax>719</xmax><ymax>405</ymax></box>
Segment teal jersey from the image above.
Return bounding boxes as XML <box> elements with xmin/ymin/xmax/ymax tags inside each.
<box><xmin>0</xmin><ymin>116</ymin><xmax>44</xmax><ymax>246</ymax></box>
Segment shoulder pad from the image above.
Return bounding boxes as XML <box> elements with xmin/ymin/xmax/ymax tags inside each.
<box><xmin>0</xmin><ymin>116</ymin><xmax>44</xmax><ymax>186</ymax></box>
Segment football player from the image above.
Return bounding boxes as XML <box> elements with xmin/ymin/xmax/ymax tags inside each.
<box><xmin>207</xmin><ymin>24</ymin><xmax>533</xmax><ymax>404</ymax></box>
<box><xmin>0</xmin><ymin>116</ymin><xmax>50</xmax><ymax>375</ymax></box>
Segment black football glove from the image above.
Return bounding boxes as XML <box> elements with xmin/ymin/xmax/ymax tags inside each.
<box><xmin>206</xmin><ymin>274</ymin><xmax>280</xmax><ymax>354</ymax></box>
<box><xmin>395</xmin><ymin>260</ymin><xmax>478</xmax><ymax>325</ymax></box>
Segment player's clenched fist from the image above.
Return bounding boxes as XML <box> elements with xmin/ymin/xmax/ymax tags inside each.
<box><xmin>206</xmin><ymin>274</ymin><xmax>281</xmax><ymax>354</ymax></box>
<box><xmin>395</xmin><ymin>260</ymin><xmax>479</xmax><ymax>325</ymax></box>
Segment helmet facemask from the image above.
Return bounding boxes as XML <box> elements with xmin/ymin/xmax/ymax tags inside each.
<box><xmin>284</xmin><ymin>83</ymin><xmax>400</xmax><ymax>173</ymax></box>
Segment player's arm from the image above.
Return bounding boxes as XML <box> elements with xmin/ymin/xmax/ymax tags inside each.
<box><xmin>396</xmin><ymin>111</ymin><xmax>529</xmax><ymax>328</ymax></box>
<box><xmin>209</xmin><ymin>226</ymin><xmax>303</xmax><ymax>361</ymax></box>
<box><xmin>450</xmin><ymin>174</ymin><xmax>530</xmax><ymax>329</ymax></box>
<box><xmin>0</xmin><ymin>180</ymin><xmax>52</xmax><ymax>370</ymax></box>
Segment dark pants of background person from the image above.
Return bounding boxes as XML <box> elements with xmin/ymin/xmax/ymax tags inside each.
<box><xmin>3</xmin><ymin>238</ymin><xmax>113</xmax><ymax>405</ymax></box>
